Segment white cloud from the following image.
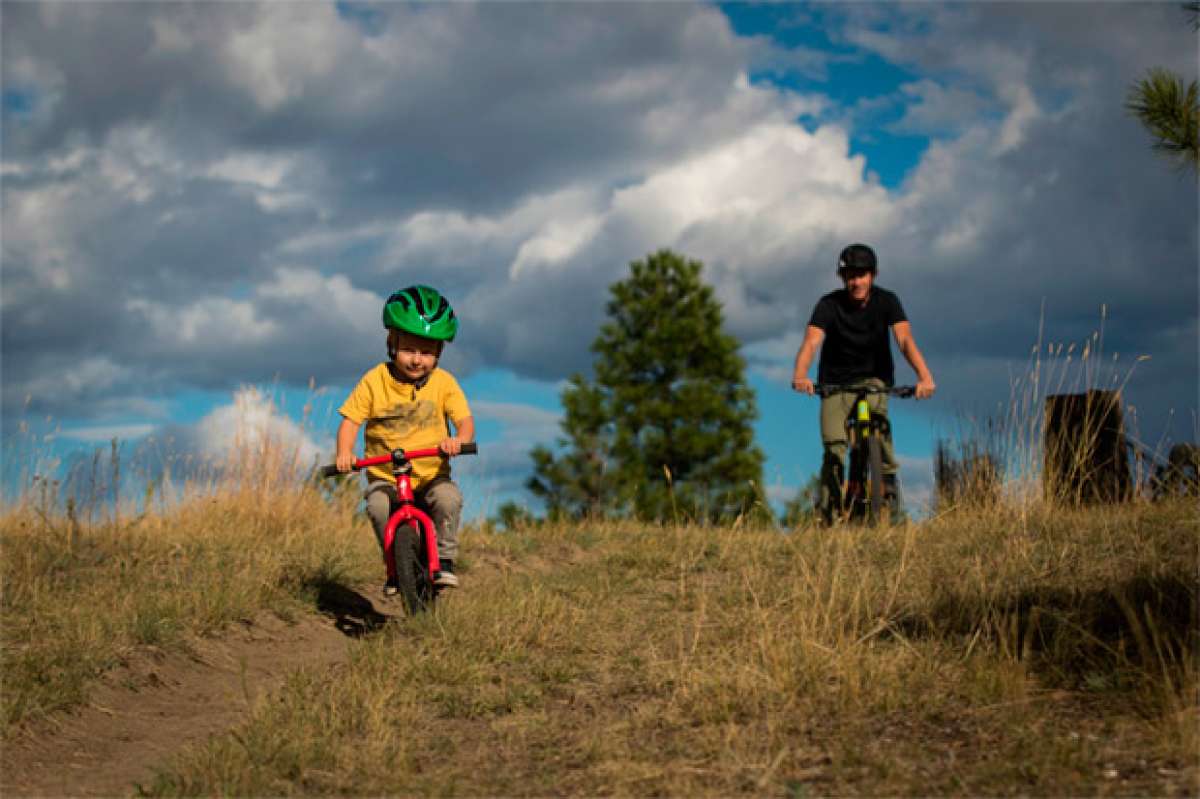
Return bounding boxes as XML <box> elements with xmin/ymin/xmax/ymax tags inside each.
<box><xmin>612</xmin><ymin>122</ymin><xmax>878</xmax><ymax>245</ymax></box>
<box><xmin>20</xmin><ymin>356</ymin><xmax>133</xmax><ymax>401</ymax></box>
<box><xmin>127</xmin><ymin>296</ymin><xmax>278</xmax><ymax>347</ymax></box>
<box><xmin>891</xmin><ymin>79</ymin><xmax>988</xmax><ymax>136</ymax></box>
<box><xmin>256</xmin><ymin>266</ymin><xmax>380</xmax><ymax>331</ymax></box>
<box><xmin>510</xmin><ymin>214</ymin><xmax>605</xmax><ymax>278</ymax></box>
<box><xmin>206</xmin><ymin>152</ymin><xmax>293</xmax><ymax>190</ymax></box>
<box><xmin>472</xmin><ymin>400</ymin><xmax>560</xmax><ymax>444</ymax></box>
<box><xmin>994</xmin><ymin>81</ymin><xmax>1040</xmax><ymax>154</ymax></box>
<box><xmin>218</xmin><ymin>4</ymin><xmax>347</xmax><ymax>112</ymax></box>
<box><xmin>192</xmin><ymin>386</ymin><xmax>324</xmax><ymax>466</ymax></box>
<box><xmin>59</xmin><ymin>423</ymin><xmax>156</xmax><ymax>443</ymax></box>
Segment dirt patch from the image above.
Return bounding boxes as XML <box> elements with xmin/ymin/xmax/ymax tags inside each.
<box><xmin>1</xmin><ymin>598</ymin><xmax>389</xmax><ymax>798</ymax></box>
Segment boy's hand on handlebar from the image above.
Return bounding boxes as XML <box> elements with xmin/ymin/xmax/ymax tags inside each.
<box><xmin>915</xmin><ymin>378</ymin><xmax>936</xmax><ymax>400</ymax></box>
<box><xmin>792</xmin><ymin>377</ymin><xmax>815</xmax><ymax>395</ymax></box>
<box><xmin>439</xmin><ymin>437</ymin><xmax>467</xmax><ymax>456</ymax></box>
<box><xmin>335</xmin><ymin>451</ymin><xmax>356</xmax><ymax>473</ymax></box>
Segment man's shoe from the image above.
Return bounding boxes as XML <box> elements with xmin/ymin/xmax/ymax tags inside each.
<box><xmin>435</xmin><ymin>559</ymin><xmax>459</xmax><ymax>588</ymax></box>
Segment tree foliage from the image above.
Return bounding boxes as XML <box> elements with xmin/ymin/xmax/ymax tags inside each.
<box><xmin>1127</xmin><ymin>67</ymin><xmax>1199</xmax><ymax>171</ymax></box>
<box><xmin>527</xmin><ymin>375</ymin><xmax>610</xmax><ymax>520</ymax></box>
<box><xmin>490</xmin><ymin>500</ymin><xmax>537</xmax><ymax>532</ymax></box>
<box><xmin>528</xmin><ymin>250</ymin><xmax>767</xmax><ymax>524</ymax></box>
<box><xmin>1126</xmin><ymin>4</ymin><xmax>1199</xmax><ymax>173</ymax></box>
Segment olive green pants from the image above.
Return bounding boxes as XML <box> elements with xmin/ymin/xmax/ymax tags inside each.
<box><xmin>819</xmin><ymin>379</ymin><xmax>899</xmax><ymax>511</ymax></box>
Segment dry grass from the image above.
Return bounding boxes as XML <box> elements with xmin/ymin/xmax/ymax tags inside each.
<box><xmin>0</xmin><ymin>424</ymin><xmax>372</xmax><ymax>732</ymax></box>
<box><xmin>3</xmin><ymin>408</ymin><xmax>1196</xmax><ymax>794</ymax></box>
<box><xmin>119</xmin><ymin>498</ymin><xmax>1197</xmax><ymax>796</ymax></box>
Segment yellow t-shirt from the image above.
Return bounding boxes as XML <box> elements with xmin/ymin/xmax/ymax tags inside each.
<box><xmin>338</xmin><ymin>364</ymin><xmax>472</xmax><ymax>487</ymax></box>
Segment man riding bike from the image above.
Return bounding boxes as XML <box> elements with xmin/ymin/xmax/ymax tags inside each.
<box><xmin>791</xmin><ymin>243</ymin><xmax>936</xmax><ymax>521</ymax></box>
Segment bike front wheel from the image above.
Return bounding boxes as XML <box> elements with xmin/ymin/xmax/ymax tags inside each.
<box><xmin>393</xmin><ymin>521</ymin><xmax>435</xmax><ymax>615</ymax></box>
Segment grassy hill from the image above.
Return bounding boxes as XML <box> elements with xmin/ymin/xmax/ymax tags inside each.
<box><xmin>2</xmin><ymin>472</ymin><xmax>1196</xmax><ymax>795</ymax></box>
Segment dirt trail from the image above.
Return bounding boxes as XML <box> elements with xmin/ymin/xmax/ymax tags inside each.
<box><xmin>2</xmin><ymin>586</ymin><xmax>393</xmax><ymax>798</ymax></box>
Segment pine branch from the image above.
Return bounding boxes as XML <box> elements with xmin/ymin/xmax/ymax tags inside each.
<box><xmin>1127</xmin><ymin>67</ymin><xmax>1199</xmax><ymax>171</ymax></box>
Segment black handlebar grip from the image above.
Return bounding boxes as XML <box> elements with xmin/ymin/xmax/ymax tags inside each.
<box><xmin>460</xmin><ymin>442</ymin><xmax>478</xmax><ymax>455</ymax></box>
<box><xmin>319</xmin><ymin>464</ymin><xmax>343</xmax><ymax>478</ymax></box>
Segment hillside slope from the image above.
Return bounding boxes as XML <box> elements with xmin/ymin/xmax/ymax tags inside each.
<box><xmin>3</xmin><ymin>499</ymin><xmax>1196</xmax><ymax>796</ymax></box>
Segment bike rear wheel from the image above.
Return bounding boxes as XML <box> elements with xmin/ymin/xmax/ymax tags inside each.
<box><xmin>393</xmin><ymin>521</ymin><xmax>435</xmax><ymax>615</ymax></box>
<box><xmin>867</xmin><ymin>434</ymin><xmax>886</xmax><ymax>526</ymax></box>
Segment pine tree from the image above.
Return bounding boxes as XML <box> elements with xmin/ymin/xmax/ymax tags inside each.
<box><xmin>528</xmin><ymin>249</ymin><xmax>767</xmax><ymax>523</ymax></box>
<box><xmin>527</xmin><ymin>375</ymin><xmax>613</xmax><ymax>520</ymax></box>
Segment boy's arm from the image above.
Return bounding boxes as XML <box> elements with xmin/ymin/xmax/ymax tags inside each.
<box><xmin>440</xmin><ymin>416</ymin><xmax>475</xmax><ymax>456</ymax></box>
<box><xmin>791</xmin><ymin>325</ymin><xmax>825</xmax><ymax>394</ymax></box>
<box><xmin>891</xmin><ymin>321</ymin><xmax>936</xmax><ymax>399</ymax></box>
<box><xmin>335</xmin><ymin>417</ymin><xmax>362</xmax><ymax>472</ymax></box>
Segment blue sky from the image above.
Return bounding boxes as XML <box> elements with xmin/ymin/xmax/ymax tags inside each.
<box><xmin>3</xmin><ymin>2</ymin><xmax>1197</xmax><ymax>520</ymax></box>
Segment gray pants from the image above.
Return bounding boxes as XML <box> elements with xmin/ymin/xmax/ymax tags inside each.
<box><xmin>818</xmin><ymin>379</ymin><xmax>899</xmax><ymax>518</ymax></box>
<box><xmin>820</xmin><ymin>377</ymin><xmax>899</xmax><ymax>474</ymax></box>
<box><xmin>365</xmin><ymin>478</ymin><xmax>463</xmax><ymax>561</ymax></box>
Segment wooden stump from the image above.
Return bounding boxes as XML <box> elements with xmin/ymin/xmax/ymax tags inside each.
<box><xmin>1044</xmin><ymin>390</ymin><xmax>1131</xmax><ymax>504</ymax></box>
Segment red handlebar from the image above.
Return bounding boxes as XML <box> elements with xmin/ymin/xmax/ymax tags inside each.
<box><xmin>319</xmin><ymin>442</ymin><xmax>478</xmax><ymax>478</ymax></box>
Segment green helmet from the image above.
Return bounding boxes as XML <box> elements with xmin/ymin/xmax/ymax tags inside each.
<box><xmin>382</xmin><ymin>285</ymin><xmax>458</xmax><ymax>342</ymax></box>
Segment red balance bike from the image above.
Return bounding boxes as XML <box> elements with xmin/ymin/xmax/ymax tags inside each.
<box><xmin>321</xmin><ymin>443</ymin><xmax>477</xmax><ymax>614</ymax></box>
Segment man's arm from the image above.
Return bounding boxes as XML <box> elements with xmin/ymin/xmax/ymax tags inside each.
<box><xmin>891</xmin><ymin>321</ymin><xmax>936</xmax><ymax>399</ymax></box>
<box><xmin>791</xmin><ymin>325</ymin><xmax>826</xmax><ymax>394</ymax></box>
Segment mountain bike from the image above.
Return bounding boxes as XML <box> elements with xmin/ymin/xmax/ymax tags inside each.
<box><xmin>814</xmin><ymin>384</ymin><xmax>915</xmax><ymax>526</ymax></box>
<box><xmin>320</xmin><ymin>443</ymin><xmax>477</xmax><ymax>614</ymax></box>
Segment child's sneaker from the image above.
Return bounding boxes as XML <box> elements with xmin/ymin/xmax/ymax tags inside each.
<box><xmin>383</xmin><ymin>577</ymin><xmax>400</xmax><ymax>597</ymax></box>
<box><xmin>435</xmin><ymin>559</ymin><xmax>459</xmax><ymax>588</ymax></box>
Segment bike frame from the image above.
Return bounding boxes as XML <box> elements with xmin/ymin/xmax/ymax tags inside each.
<box><xmin>815</xmin><ymin>384</ymin><xmax>914</xmax><ymax>524</ymax></box>
<box><xmin>353</xmin><ymin>447</ymin><xmax>443</xmax><ymax>584</ymax></box>
<box><xmin>842</xmin><ymin>395</ymin><xmax>870</xmax><ymax>508</ymax></box>
<box><xmin>321</xmin><ymin>444</ymin><xmax>477</xmax><ymax>585</ymax></box>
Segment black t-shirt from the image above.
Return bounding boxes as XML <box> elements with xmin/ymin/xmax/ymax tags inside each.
<box><xmin>809</xmin><ymin>287</ymin><xmax>907</xmax><ymax>386</ymax></box>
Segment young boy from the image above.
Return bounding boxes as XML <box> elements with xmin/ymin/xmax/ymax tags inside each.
<box><xmin>335</xmin><ymin>285</ymin><xmax>474</xmax><ymax>592</ymax></box>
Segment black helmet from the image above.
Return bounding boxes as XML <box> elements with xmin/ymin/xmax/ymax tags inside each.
<box><xmin>837</xmin><ymin>243</ymin><xmax>877</xmax><ymax>274</ymax></box>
